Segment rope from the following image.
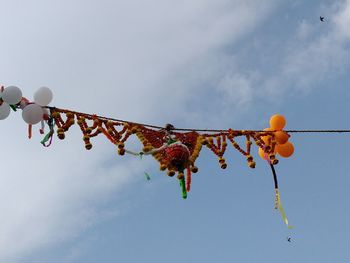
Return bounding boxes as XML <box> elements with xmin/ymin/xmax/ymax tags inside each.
<box><xmin>47</xmin><ymin>106</ymin><xmax>350</xmax><ymax>134</ymax></box>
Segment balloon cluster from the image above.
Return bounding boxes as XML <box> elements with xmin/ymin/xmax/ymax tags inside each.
<box><xmin>0</xmin><ymin>85</ymin><xmax>53</xmax><ymax>125</ymax></box>
<box><xmin>258</xmin><ymin>114</ymin><xmax>294</xmax><ymax>161</ymax></box>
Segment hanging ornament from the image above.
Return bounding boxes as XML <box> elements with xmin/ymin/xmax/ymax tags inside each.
<box><xmin>0</xmin><ymin>83</ymin><xmax>303</xmax><ymax>228</ymax></box>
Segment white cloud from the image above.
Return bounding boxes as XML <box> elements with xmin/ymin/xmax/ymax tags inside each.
<box><xmin>334</xmin><ymin>0</ymin><xmax>350</xmax><ymax>40</ymax></box>
<box><xmin>224</xmin><ymin>0</ymin><xmax>350</xmax><ymax>105</ymax></box>
<box><xmin>218</xmin><ymin>73</ymin><xmax>255</xmax><ymax>108</ymax></box>
<box><xmin>0</xmin><ymin>0</ymin><xmax>278</xmax><ymax>261</ymax></box>
<box><xmin>271</xmin><ymin>0</ymin><xmax>350</xmax><ymax>95</ymax></box>
<box><xmin>296</xmin><ymin>20</ymin><xmax>313</xmax><ymax>40</ymax></box>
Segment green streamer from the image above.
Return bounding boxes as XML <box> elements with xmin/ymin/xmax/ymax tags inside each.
<box><xmin>144</xmin><ymin>172</ymin><xmax>151</xmax><ymax>181</ymax></box>
<box><xmin>41</xmin><ymin>132</ymin><xmax>51</xmax><ymax>145</ymax></box>
<box><xmin>9</xmin><ymin>105</ymin><xmax>17</xmax><ymax>111</ymax></box>
<box><xmin>179</xmin><ymin>177</ymin><xmax>187</xmax><ymax>199</ymax></box>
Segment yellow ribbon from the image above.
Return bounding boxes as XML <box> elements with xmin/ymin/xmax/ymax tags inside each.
<box><xmin>275</xmin><ymin>189</ymin><xmax>293</xmax><ymax>229</ymax></box>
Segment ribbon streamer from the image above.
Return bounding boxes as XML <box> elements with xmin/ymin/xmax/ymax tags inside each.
<box><xmin>144</xmin><ymin>172</ymin><xmax>151</xmax><ymax>181</ymax></box>
<box><xmin>275</xmin><ymin>189</ymin><xmax>293</xmax><ymax>229</ymax></box>
<box><xmin>41</xmin><ymin>130</ymin><xmax>54</xmax><ymax>147</ymax></box>
<box><xmin>28</xmin><ymin>124</ymin><xmax>32</xmax><ymax>139</ymax></box>
<box><xmin>179</xmin><ymin>177</ymin><xmax>187</xmax><ymax>199</ymax></box>
<box><xmin>270</xmin><ymin>163</ymin><xmax>293</xmax><ymax>229</ymax></box>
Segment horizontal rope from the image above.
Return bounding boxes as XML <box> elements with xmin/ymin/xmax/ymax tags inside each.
<box><xmin>47</xmin><ymin>107</ymin><xmax>350</xmax><ymax>134</ymax></box>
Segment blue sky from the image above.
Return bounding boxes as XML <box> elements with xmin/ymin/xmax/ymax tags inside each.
<box><xmin>1</xmin><ymin>0</ymin><xmax>350</xmax><ymax>262</ymax></box>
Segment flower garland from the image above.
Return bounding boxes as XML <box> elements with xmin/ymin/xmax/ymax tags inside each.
<box><xmin>0</xmin><ymin>84</ymin><xmax>295</xmax><ymax>227</ymax></box>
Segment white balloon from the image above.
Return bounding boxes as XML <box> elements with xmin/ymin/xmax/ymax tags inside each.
<box><xmin>0</xmin><ymin>102</ymin><xmax>11</xmax><ymax>120</ymax></box>
<box><xmin>22</xmin><ymin>104</ymin><xmax>44</xmax><ymax>124</ymax></box>
<box><xmin>34</xmin><ymin>87</ymin><xmax>53</xmax><ymax>106</ymax></box>
<box><xmin>2</xmin><ymin>86</ymin><xmax>22</xmax><ymax>105</ymax></box>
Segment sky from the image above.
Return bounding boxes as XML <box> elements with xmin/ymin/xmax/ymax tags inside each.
<box><xmin>1</xmin><ymin>0</ymin><xmax>350</xmax><ymax>262</ymax></box>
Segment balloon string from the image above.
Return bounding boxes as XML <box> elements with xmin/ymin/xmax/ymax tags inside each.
<box><xmin>270</xmin><ymin>163</ymin><xmax>278</xmax><ymax>189</ymax></box>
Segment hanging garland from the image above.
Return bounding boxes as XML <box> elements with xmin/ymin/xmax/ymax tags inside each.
<box><xmin>2</xmin><ymin>84</ymin><xmax>333</xmax><ymax>229</ymax></box>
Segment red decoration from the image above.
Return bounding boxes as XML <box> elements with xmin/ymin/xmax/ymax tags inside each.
<box><xmin>165</xmin><ymin>143</ymin><xmax>190</xmax><ymax>171</ymax></box>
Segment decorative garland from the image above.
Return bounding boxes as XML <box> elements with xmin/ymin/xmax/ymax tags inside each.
<box><xmin>0</xmin><ymin>85</ymin><xmax>302</xmax><ymax>228</ymax></box>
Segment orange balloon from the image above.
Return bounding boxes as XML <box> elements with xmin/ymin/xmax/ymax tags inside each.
<box><xmin>258</xmin><ymin>147</ymin><xmax>268</xmax><ymax>160</ymax></box>
<box><xmin>261</xmin><ymin>136</ymin><xmax>270</xmax><ymax>145</ymax></box>
<box><xmin>269</xmin><ymin>114</ymin><xmax>286</xmax><ymax>130</ymax></box>
<box><xmin>274</xmin><ymin>131</ymin><xmax>289</xmax><ymax>144</ymax></box>
<box><xmin>276</xmin><ymin>142</ymin><xmax>294</xmax><ymax>158</ymax></box>
<box><xmin>261</xmin><ymin>127</ymin><xmax>273</xmax><ymax>144</ymax></box>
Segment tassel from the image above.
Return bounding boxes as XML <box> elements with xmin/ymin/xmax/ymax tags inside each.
<box><xmin>186</xmin><ymin>166</ymin><xmax>191</xmax><ymax>192</ymax></box>
<box><xmin>28</xmin><ymin>124</ymin><xmax>32</xmax><ymax>139</ymax></box>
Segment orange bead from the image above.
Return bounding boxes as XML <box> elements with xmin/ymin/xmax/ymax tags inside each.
<box><xmin>269</xmin><ymin>114</ymin><xmax>286</xmax><ymax>130</ymax></box>
<box><xmin>275</xmin><ymin>131</ymin><xmax>289</xmax><ymax>144</ymax></box>
<box><xmin>276</xmin><ymin>142</ymin><xmax>294</xmax><ymax>158</ymax></box>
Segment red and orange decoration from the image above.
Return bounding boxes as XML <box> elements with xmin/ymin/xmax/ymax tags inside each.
<box><xmin>0</xmin><ymin>84</ymin><xmax>295</xmax><ymax>227</ymax></box>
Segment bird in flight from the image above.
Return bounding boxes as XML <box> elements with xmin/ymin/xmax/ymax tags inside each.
<box><xmin>320</xmin><ymin>16</ymin><xmax>325</xmax><ymax>22</ymax></box>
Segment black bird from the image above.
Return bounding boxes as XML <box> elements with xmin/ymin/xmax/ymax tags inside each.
<box><xmin>320</xmin><ymin>16</ymin><xmax>325</xmax><ymax>22</ymax></box>
<box><xmin>287</xmin><ymin>236</ymin><xmax>291</xmax><ymax>242</ymax></box>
